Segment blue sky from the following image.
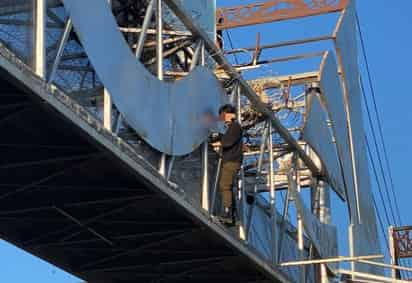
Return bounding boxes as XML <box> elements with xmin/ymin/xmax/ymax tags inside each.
<box><xmin>1</xmin><ymin>1</ymin><xmax>412</xmax><ymax>282</ymax></box>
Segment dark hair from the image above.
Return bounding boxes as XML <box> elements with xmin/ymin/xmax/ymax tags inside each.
<box><xmin>219</xmin><ymin>104</ymin><xmax>236</xmax><ymax>115</ymax></box>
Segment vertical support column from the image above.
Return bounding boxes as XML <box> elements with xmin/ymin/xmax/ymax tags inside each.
<box><xmin>156</xmin><ymin>0</ymin><xmax>164</xmax><ymax>81</ymax></box>
<box><xmin>103</xmin><ymin>0</ymin><xmax>113</xmax><ymax>131</ymax></box>
<box><xmin>200</xmin><ymin>41</ymin><xmax>209</xmax><ymax>212</ymax></box>
<box><xmin>156</xmin><ymin>0</ymin><xmax>166</xmax><ymax>176</ymax></box>
<box><xmin>103</xmin><ymin>89</ymin><xmax>112</xmax><ymax>131</ymax></box>
<box><xmin>310</xmin><ymin>178</ymin><xmax>321</xmax><ymax>283</ymax></box>
<box><xmin>268</xmin><ymin>122</ymin><xmax>278</xmax><ymax>264</ymax></box>
<box><xmin>136</xmin><ymin>0</ymin><xmax>155</xmax><ymax>58</ymax></box>
<box><xmin>34</xmin><ymin>0</ymin><xmax>46</xmax><ymax>78</ymax></box>
<box><xmin>237</xmin><ymin>83</ymin><xmax>246</xmax><ymax>240</ymax></box>
<box><xmin>201</xmin><ymin>141</ymin><xmax>209</xmax><ymax>211</ymax></box>
<box><xmin>200</xmin><ymin>41</ymin><xmax>205</xmax><ymax>66</ymax></box>
<box><xmin>389</xmin><ymin>226</ymin><xmax>400</xmax><ymax>279</ymax></box>
<box><xmin>319</xmin><ymin>181</ymin><xmax>332</xmax><ymax>283</ymax></box>
<box><xmin>236</xmin><ymin>85</ymin><xmax>242</xmax><ymax>122</ymax></box>
<box><xmin>245</xmin><ymin>123</ymin><xmax>268</xmax><ymax>240</ymax></box>
<box><xmin>296</xmin><ymin>164</ymin><xmax>306</xmax><ymax>282</ymax></box>
<box><xmin>349</xmin><ymin>224</ymin><xmax>356</xmax><ymax>277</ymax></box>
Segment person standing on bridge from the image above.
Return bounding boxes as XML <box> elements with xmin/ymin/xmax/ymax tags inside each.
<box><xmin>211</xmin><ymin>104</ymin><xmax>243</xmax><ymax>225</ymax></box>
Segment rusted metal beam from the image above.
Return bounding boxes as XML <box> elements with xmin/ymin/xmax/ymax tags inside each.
<box><xmin>225</xmin><ymin>35</ymin><xmax>333</xmax><ymax>55</ymax></box>
<box><xmin>233</xmin><ymin>51</ymin><xmax>325</xmax><ymax>69</ymax></box>
<box><xmin>216</xmin><ymin>0</ymin><xmax>349</xmax><ymax>30</ymax></box>
<box><xmin>392</xmin><ymin>226</ymin><xmax>412</xmax><ymax>259</ymax></box>
<box><xmin>249</xmin><ymin>71</ymin><xmax>319</xmax><ymax>90</ymax></box>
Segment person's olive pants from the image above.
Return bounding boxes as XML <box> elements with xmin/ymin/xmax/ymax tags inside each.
<box><xmin>219</xmin><ymin>161</ymin><xmax>241</xmax><ymax>209</ymax></box>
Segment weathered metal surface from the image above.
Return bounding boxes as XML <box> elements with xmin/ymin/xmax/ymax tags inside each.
<box><xmin>303</xmin><ymin>94</ymin><xmax>345</xmax><ymax>199</ymax></box>
<box><xmin>216</xmin><ymin>0</ymin><xmax>349</xmax><ymax>30</ymax></box>
<box><xmin>0</xmin><ymin>39</ymin><xmax>294</xmax><ymax>283</ymax></box>
<box><xmin>164</xmin><ymin>0</ymin><xmax>322</xmax><ymax>179</ymax></box>
<box><xmin>242</xmin><ymin>196</ymin><xmax>315</xmax><ymax>283</ymax></box>
<box><xmin>393</xmin><ymin>227</ymin><xmax>412</xmax><ymax>259</ymax></box>
<box><xmin>166</xmin><ymin>0</ymin><xmax>216</xmax><ymax>40</ymax></box>
<box><xmin>61</xmin><ymin>0</ymin><xmax>224</xmax><ymax>156</ymax></box>
<box><xmin>319</xmin><ymin>52</ymin><xmax>356</xmax><ymax>219</ymax></box>
<box><xmin>289</xmin><ymin>172</ymin><xmax>338</xmax><ymax>273</ymax></box>
<box><xmin>349</xmin><ymin>224</ymin><xmax>384</xmax><ymax>275</ymax></box>
<box><xmin>334</xmin><ymin>0</ymin><xmax>382</xmax><ymax>274</ymax></box>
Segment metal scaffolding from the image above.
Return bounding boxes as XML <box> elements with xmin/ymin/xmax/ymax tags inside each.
<box><xmin>0</xmin><ymin>1</ymin><xmax>406</xmax><ymax>283</ymax></box>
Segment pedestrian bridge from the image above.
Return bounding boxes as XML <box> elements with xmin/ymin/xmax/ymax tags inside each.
<box><xmin>0</xmin><ymin>30</ymin><xmax>301</xmax><ymax>283</ymax></box>
<box><xmin>0</xmin><ymin>1</ymin><xmax>389</xmax><ymax>282</ymax></box>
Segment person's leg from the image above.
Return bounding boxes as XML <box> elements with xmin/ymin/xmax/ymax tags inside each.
<box><xmin>219</xmin><ymin>162</ymin><xmax>234</xmax><ymax>210</ymax></box>
<box><xmin>228</xmin><ymin>162</ymin><xmax>240</xmax><ymax>221</ymax></box>
<box><xmin>218</xmin><ymin>162</ymin><xmax>241</xmax><ymax>221</ymax></box>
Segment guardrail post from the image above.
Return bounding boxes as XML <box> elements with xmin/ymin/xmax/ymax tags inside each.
<box><xmin>319</xmin><ymin>181</ymin><xmax>332</xmax><ymax>283</ymax></box>
<box><xmin>294</xmin><ymin>157</ymin><xmax>306</xmax><ymax>282</ymax></box>
<box><xmin>156</xmin><ymin>0</ymin><xmax>167</xmax><ymax>176</ymax></box>
<box><xmin>34</xmin><ymin>0</ymin><xmax>46</xmax><ymax>78</ymax></box>
<box><xmin>268</xmin><ymin>121</ymin><xmax>278</xmax><ymax>264</ymax></box>
<box><xmin>200</xmin><ymin>41</ymin><xmax>210</xmax><ymax>212</ymax></box>
<box><xmin>103</xmin><ymin>0</ymin><xmax>113</xmax><ymax>131</ymax></box>
<box><xmin>389</xmin><ymin>226</ymin><xmax>401</xmax><ymax>279</ymax></box>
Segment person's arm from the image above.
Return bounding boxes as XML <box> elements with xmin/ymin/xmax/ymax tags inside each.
<box><xmin>221</xmin><ymin>122</ymin><xmax>242</xmax><ymax>149</ymax></box>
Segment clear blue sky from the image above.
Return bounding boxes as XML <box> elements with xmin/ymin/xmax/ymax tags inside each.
<box><xmin>1</xmin><ymin>1</ymin><xmax>412</xmax><ymax>282</ymax></box>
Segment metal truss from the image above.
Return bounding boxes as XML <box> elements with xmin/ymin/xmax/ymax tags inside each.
<box><xmin>0</xmin><ymin>1</ymin><xmax>397</xmax><ymax>283</ymax></box>
<box><xmin>216</xmin><ymin>0</ymin><xmax>349</xmax><ymax>30</ymax></box>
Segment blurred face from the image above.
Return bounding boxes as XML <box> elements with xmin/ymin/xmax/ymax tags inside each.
<box><xmin>202</xmin><ymin>112</ymin><xmax>215</xmax><ymax>128</ymax></box>
<box><xmin>223</xmin><ymin>112</ymin><xmax>236</xmax><ymax>122</ymax></box>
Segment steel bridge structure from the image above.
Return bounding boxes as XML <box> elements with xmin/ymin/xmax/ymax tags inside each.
<box><xmin>0</xmin><ymin>1</ymin><xmax>407</xmax><ymax>283</ymax></box>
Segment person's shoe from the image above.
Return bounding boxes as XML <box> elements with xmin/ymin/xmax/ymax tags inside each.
<box><xmin>246</xmin><ymin>194</ymin><xmax>255</xmax><ymax>205</ymax></box>
<box><xmin>218</xmin><ymin>207</ymin><xmax>234</xmax><ymax>226</ymax></box>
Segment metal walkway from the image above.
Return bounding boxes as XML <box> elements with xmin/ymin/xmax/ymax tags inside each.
<box><xmin>0</xmin><ymin>43</ymin><xmax>292</xmax><ymax>283</ymax></box>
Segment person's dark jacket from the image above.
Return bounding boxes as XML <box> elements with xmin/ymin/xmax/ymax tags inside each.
<box><xmin>220</xmin><ymin>120</ymin><xmax>243</xmax><ymax>163</ymax></box>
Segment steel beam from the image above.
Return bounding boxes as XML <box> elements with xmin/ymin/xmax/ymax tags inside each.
<box><xmin>54</xmin><ymin>206</ymin><xmax>114</xmax><ymax>246</ymax></box>
<box><xmin>0</xmin><ymin>153</ymin><xmax>102</xmax><ymax>201</ymax></box>
<box><xmin>22</xmin><ymin>200</ymin><xmax>143</xmax><ymax>246</ymax></box>
<box><xmin>225</xmin><ymin>36</ymin><xmax>333</xmax><ymax>55</ymax></box>
<box><xmin>80</xmin><ymin>229</ymin><xmax>194</xmax><ymax>270</ymax></box>
<box><xmin>156</xmin><ymin>0</ymin><xmax>167</xmax><ymax>176</ymax></box>
<box><xmin>48</xmin><ymin>19</ymin><xmax>72</xmax><ymax>83</ymax></box>
<box><xmin>319</xmin><ymin>181</ymin><xmax>332</xmax><ymax>283</ymax></box>
<box><xmin>135</xmin><ymin>0</ymin><xmax>154</xmax><ymax>58</ymax></box>
<box><xmin>216</xmin><ymin>0</ymin><xmax>349</xmax><ymax>30</ymax></box>
<box><xmin>34</xmin><ymin>0</ymin><xmax>46</xmax><ymax>78</ymax></box>
<box><xmin>103</xmin><ymin>0</ymin><xmax>112</xmax><ymax>131</ymax></box>
<box><xmin>163</xmin><ymin>0</ymin><xmax>321</xmax><ymax>177</ymax></box>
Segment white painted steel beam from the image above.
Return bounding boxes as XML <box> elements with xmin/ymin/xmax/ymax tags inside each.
<box><xmin>34</xmin><ymin>0</ymin><xmax>46</xmax><ymax>78</ymax></box>
<box><xmin>103</xmin><ymin>0</ymin><xmax>112</xmax><ymax>131</ymax></box>
<box><xmin>48</xmin><ymin>19</ymin><xmax>72</xmax><ymax>84</ymax></box>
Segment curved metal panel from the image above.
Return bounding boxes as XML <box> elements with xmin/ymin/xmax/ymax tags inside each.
<box><xmin>350</xmin><ymin>224</ymin><xmax>383</xmax><ymax>274</ymax></box>
<box><xmin>335</xmin><ymin>0</ymin><xmax>376</xmax><ymax>225</ymax></box>
<box><xmin>247</xmin><ymin>205</ymin><xmax>273</xmax><ymax>260</ymax></box>
<box><xmin>289</xmin><ymin>174</ymin><xmax>338</xmax><ymax>272</ymax></box>
<box><xmin>303</xmin><ymin>95</ymin><xmax>345</xmax><ymax>199</ymax></box>
<box><xmin>319</xmin><ymin>52</ymin><xmax>357</xmax><ymax>220</ymax></box>
<box><xmin>62</xmin><ymin>0</ymin><xmax>224</xmax><ymax>155</ymax></box>
<box><xmin>244</xmin><ymin>199</ymin><xmax>303</xmax><ymax>283</ymax></box>
<box><xmin>334</xmin><ymin>0</ymin><xmax>382</xmax><ymax>272</ymax></box>
<box><xmin>166</xmin><ymin>0</ymin><xmax>216</xmax><ymax>40</ymax></box>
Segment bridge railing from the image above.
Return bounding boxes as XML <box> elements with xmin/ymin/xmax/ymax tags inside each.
<box><xmin>0</xmin><ymin>1</ymin><xmax>354</xmax><ymax>282</ymax></box>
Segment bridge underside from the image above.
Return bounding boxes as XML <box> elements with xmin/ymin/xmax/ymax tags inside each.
<box><xmin>0</xmin><ymin>66</ymin><xmax>277</xmax><ymax>283</ymax></box>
